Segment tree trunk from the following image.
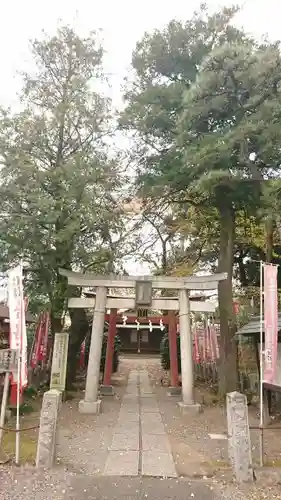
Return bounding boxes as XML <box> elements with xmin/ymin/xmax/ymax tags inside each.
<box><xmin>50</xmin><ymin>315</ymin><xmax>64</xmax><ymax>336</ymax></box>
<box><xmin>217</xmin><ymin>201</ymin><xmax>238</xmax><ymax>397</ymax></box>
<box><xmin>66</xmin><ymin>339</ymin><xmax>82</xmax><ymax>390</ymax></box>
<box><xmin>66</xmin><ymin>308</ymin><xmax>89</xmax><ymax>390</ymax></box>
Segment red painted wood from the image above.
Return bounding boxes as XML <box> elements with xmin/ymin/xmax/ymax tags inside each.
<box><xmin>9</xmin><ymin>382</ymin><xmax>23</xmax><ymax>407</ymax></box>
<box><xmin>103</xmin><ymin>308</ymin><xmax>117</xmax><ymax>386</ymax></box>
<box><xmin>168</xmin><ymin>312</ymin><xmax>179</xmax><ymax>387</ymax></box>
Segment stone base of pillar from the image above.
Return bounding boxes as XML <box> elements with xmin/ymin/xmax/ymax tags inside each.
<box><xmin>167</xmin><ymin>386</ymin><xmax>181</xmax><ymax>396</ymax></box>
<box><xmin>177</xmin><ymin>402</ymin><xmax>202</xmax><ymax>414</ymax></box>
<box><xmin>79</xmin><ymin>399</ymin><xmax>102</xmax><ymax>414</ymax></box>
<box><xmin>100</xmin><ymin>385</ymin><xmax>115</xmax><ymax>396</ymax></box>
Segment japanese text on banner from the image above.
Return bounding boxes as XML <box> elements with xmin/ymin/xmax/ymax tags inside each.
<box><xmin>8</xmin><ymin>265</ymin><xmax>28</xmax><ymax>388</ymax></box>
<box><xmin>263</xmin><ymin>264</ymin><xmax>278</xmax><ymax>384</ymax></box>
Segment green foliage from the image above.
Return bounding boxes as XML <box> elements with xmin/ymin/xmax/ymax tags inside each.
<box><xmin>120</xmin><ymin>3</ymin><xmax>281</xmax><ymax>395</ymax></box>
<box><xmin>160</xmin><ymin>331</ymin><xmax>181</xmax><ymax>374</ymax></box>
<box><xmin>0</xmin><ymin>26</ymin><xmax>125</xmax><ymax>325</ymax></box>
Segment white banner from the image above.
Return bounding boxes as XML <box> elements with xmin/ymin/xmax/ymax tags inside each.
<box><xmin>8</xmin><ymin>265</ymin><xmax>28</xmax><ymax>388</ymax></box>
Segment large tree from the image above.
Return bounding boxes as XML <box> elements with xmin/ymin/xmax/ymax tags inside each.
<box><xmin>121</xmin><ymin>4</ymin><xmax>281</xmax><ymax>395</ymax></box>
<box><xmin>0</xmin><ymin>27</ymin><xmax>129</xmax><ymax>385</ymax></box>
<box><xmin>177</xmin><ymin>40</ymin><xmax>281</xmax><ymax>393</ymax></box>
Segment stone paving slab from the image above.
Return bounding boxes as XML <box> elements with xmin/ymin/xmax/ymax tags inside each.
<box><xmin>115</xmin><ymin>424</ymin><xmax>139</xmax><ymax>436</ymax></box>
<box><xmin>142</xmin><ymin>451</ymin><xmax>177</xmax><ymax>477</ymax></box>
<box><xmin>117</xmin><ymin>412</ymin><xmax>139</xmax><ymax>422</ymax></box>
<box><xmin>103</xmin><ymin>368</ymin><xmax>177</xmax><ymax>477</ymax></box>
<box><xmin>123</xmin><ymin>395</ymin><xmax>138</xmax><ymax>402</ymax></box>
<box><xmin>119</xmin><ymin>404</ymin><xmax>139</xmax><ymax>413</ymax></box>
<box><xmin>142</xmin><ymin>433</ymin><xmax>171</xmax><ymax>453</ymax></box>
<box><xmin>142</xmin><ymin>421</ymin><xmax>166</xmax><ymax>435</ymax></box>
<box><xmin>141</xmin><ymin>397</ymin><xmax>158</xmax><ymax>405</ymax></box>
<box><xmin>140</xmin><ymin>405</ymin><xmax>159</xmax><ymax>413</ymax></box>
<box><xmin>103</xmin><ymin>450</ymin><xmax>139</xmax><ymax>476</ymax></box>
<box><xmin>110</xmin><ymin>432</ymin><xmax>139</xmax><ymax>451</ymax></box>
<box><xmin>141</xmin><ymin>413</ymin><xmax>163</xmax><ymax>424</ymax></box>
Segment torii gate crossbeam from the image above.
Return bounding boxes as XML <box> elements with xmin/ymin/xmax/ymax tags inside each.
<box><xmin>59</xmin><ymin>269</ymin><xmax>227</xmax><ymax>415</ymax></box>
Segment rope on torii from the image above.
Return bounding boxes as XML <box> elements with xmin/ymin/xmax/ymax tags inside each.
<box><xmin>121</xmin><ymin>314</ymin><xmax>166</xmax><ymax>331</ymax></box>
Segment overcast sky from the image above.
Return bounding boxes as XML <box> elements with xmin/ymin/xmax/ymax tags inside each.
<box><xmin>0</xmin><ymin>0</ymin><xmax>280</xmax><ymax>109</ymax></box>
<box><xmin>0</xmin><ymin>0</ymin><xmax>280</xmax><ymax>276</ymax></box>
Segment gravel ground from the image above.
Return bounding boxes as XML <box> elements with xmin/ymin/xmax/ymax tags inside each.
<box><xmin>1</xmin><ymin>465</ymin><xmax>281</xmax><ymax>499</ymax></box>
<box><xmin>1</xmin><ymin>356</ymin><xmax>281</xmax><ymax>499</ymax></box>
<box><xmin>56</xmin><ymin>363</ymin><xmax>130</xmax><ymax>474</ymax></box>
<box><xmin>0</xmin><ymin>468</ymin><xmax>221</xmax><ymax>499</ymax></box>
<box><xmin>141</xmin><ymin>357</ymin><xmax>281</xmax><ymax>468</ymax></box>
<box><xmin>130</xmin><ymin>356</ymin><xmax>281</xmax><ymax>498</ymax></box>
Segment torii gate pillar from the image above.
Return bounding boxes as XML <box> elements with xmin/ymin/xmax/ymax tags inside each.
<box><xmin>79</xmin><ymin>286</ymin><xmax>107</xmax><ymax>414</ymax></box>
<box><xmin>178</xmin><ymin>289</ymin><xmax>201</xmax><ymax>413</ymax></box>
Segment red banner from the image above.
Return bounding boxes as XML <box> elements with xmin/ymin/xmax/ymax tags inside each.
<box><xmin>31</xmin><ymin>313</ymin><xmax>43</xmax><ymax>368</ymax></box>
<box><xmin>192</xmin><ymin>327</ymin><xmax>200</xmax><ymax>363</ymax></box>
<box><xmin>38</xmin><ymin>312</ymin><xmax>49</xmax><ymax>362</ymax></box>
<box><xmin>30</xmin><ymin>312</ymin><xmax>49</xmax><ymax>368</ymax></box>
<box><xmin>210</xmin><ymin>324</ymin><xmax>220</xmax><ymax>359</ymax></box>
<box><xmin>207</xmin><ymin>324</ymin><xmax>215</xmax><ymax>362</ymax></box>
<box><xmin>263</xmin><ymin>264</ymin><xmax>278</xmax><ymax>384</ymax></box>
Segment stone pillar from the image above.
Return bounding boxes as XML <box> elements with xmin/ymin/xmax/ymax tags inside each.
<box><xmin>226</xmin><ymin>391</ymin><xmax>253</xmax><ymax>482</ymax></box>
<box><xmin>79</xmin><ymin>286</ymin><xmax>107</xmax><ymax>414</ymax></box>
<box><xmin>178</xmin><ymin>289</ymin><xmax>201</xmax><ymax>413</ymax></box>
<box><xmin>168</xmin><ymin>311</ymin><xmax>180</xmax><ymax>395</ymax></box>
<box><xmin>36</xmin><ymin>389</ymin><xmax>61</xmax><ymax>469</ymax></box>
<box><xmin>101</xmin><ymin>308</ymin><xmax>117</xmax><ymax>395</ymax></box>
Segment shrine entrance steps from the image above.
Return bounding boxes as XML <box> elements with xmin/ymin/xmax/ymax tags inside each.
<box><xmin>103</xmin><ymin>369</ymin><xmax>177</xmax><ymax>477</ymax></box>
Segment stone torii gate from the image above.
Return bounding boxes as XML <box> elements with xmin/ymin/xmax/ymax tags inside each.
<box><xmin>59</xmin><ymin>269</ymin><xmax>227</xmax><ymax>414</ymax></box>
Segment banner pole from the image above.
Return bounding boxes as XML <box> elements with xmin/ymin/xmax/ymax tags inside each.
<box><xmin>15</xmin><ymin>348</ymin><xmax>21</xmax><ymax>465</ymax></box>
<box><xmin>15</xmin><ymin>260</ymin><xmax>24</xmax><ymax>466</ymax></box>
<box><xmin>259</xmin><ymin>260</ymin><xmax>264</xmax><ymax>467</ymax></box>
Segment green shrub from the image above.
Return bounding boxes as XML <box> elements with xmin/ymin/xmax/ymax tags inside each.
<box><xmin>160</xmin><ymin>331</ymin><xmax>181</xmax><ymax>373</ymax></box>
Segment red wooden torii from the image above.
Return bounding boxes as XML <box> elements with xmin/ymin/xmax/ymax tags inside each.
<box><xmin>102</xmin><ymin>310</ymin><xmax>179</xmax><ymax>389</ymax></box>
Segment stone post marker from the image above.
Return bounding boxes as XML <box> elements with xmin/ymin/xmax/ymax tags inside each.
<box><xmin>36</xmin><ymin>389</ymin><xmax>61</xmax><ymax>468</ymax></box>
<box><xmin>226</xmin><ymin>391</ymin><xmax>253</xmax><ymax>482</ymax></box>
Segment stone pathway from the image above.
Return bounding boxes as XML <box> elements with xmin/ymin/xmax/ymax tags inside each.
<box><xmin>103</xmin><ymin>369</ymin><xmax>177</xmax><ymax>477</ymax></box>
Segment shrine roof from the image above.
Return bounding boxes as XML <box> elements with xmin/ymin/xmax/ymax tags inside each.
<box><xmin>0</xmin><ymin>304</ymin><xmax>35</xmax><ymax>323</ymax></box>
<box><xmin>236</xmin><ymin>314</ymin><xmax>281</xmax><ymax>338</ymax></box>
